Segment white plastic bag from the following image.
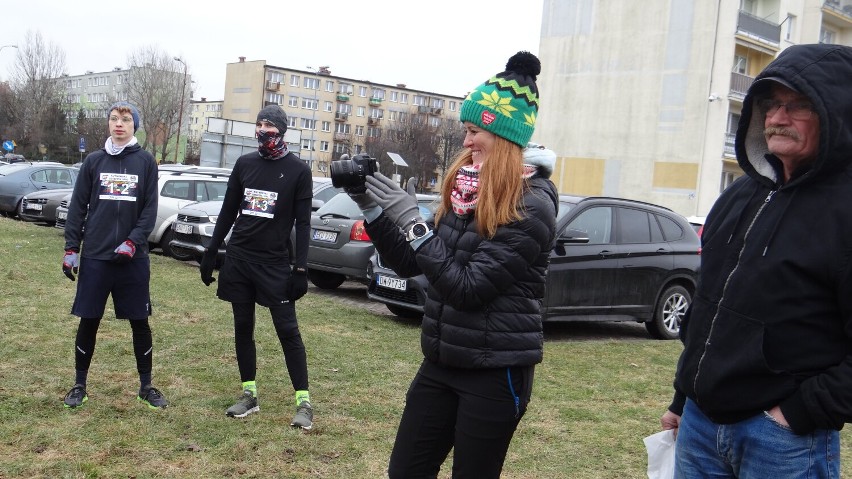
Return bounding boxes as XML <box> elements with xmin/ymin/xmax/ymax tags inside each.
<box><xmin>643</xmin><ymin>429</ymin><xmax>675</xmax><ymax>479</ymax></box>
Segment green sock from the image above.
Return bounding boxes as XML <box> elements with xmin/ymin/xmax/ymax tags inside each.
<box><xmin>295</xmin><ymin>390</ymin><xmax>310</xmax><ymax>406</ymax></box>
<box><xmin>242</xmin><ymin>381</ymin><xmax>257</xmax><ymax>398</ymax></box>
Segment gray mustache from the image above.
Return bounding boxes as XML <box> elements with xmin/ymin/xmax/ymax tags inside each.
<box><xmin>764</xmin><ymin>126</ymin><xmax>800</xmax><ymax>140</ymax></box>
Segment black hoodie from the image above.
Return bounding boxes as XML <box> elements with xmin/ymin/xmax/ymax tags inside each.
<box><xmin>669</xmin><ymin>44</ymin><xmax>852</xmax><ymax>434</ymax></box>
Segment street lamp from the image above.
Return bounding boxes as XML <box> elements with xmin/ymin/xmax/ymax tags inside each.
<box><xmin>0</xmin><ymin>45</ymin><xmax>18</xmax><ymax>55</ymax></box>
<box><xmin>305</xmin><ymin>66</ymin><xmax>319</xmax><ymax>171</ymax></box>
<box><xmin>173</xmin><ymin>56</ymin><xmax>188</xmax><ymax>164</ymax></box>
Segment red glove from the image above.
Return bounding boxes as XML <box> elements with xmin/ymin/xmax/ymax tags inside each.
<box><xmin>63</xmin><ymin>250</ymin><xmax>79</xmax><ymax>281</ymax></box>
<box><xmin>113</xmin><ymin>240</ymin><xmax>136</xmax><ymax>263</ymax></box>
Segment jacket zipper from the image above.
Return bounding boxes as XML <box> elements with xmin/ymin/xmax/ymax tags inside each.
<box><xmin>692</xmin><ymin>189</ymin><xmax>776</xmax><ymax>403</ymax></box>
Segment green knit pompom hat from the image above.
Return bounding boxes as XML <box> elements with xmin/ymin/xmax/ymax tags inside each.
<box><xmin>459</xmin><ymin>51</ymin><xmax>541</xmax><ymax>147</ymax></box>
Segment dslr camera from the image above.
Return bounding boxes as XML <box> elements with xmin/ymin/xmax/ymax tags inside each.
<box><xmin>330</xmin><ymin>154</ymin><xmax>378</xmax><ymax>189</ymax></box>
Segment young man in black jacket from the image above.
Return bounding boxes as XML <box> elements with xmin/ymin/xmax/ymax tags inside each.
<box><xmin>661</xmin><ymin>44</ymin><xmax>852</xmax><ymax>477</ymax></box>
<box><xmin>198</xmin><ymin>105</ymin><xmax>314</xmax><ymax>430</ymax></box>
<box><xmin>62</xmin><ymin>102</ymin><xmax>167</xmax><ymax>410</ymax></box>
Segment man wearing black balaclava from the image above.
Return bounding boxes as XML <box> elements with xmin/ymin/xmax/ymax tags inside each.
<box><xmin>199</xmin><ymin>105</ymin><xmax>315</xmax><ymax>430</ymax></box>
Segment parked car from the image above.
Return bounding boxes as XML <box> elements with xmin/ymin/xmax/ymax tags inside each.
<box><xmin>18</xmin><ymin>188</ymin><xmax>75</xmax><ymax>225</ymax></box>
<box><xmin>168</xmin><ymin>177</ymin><xmax>341</xmax><ymax>263</ymax></box>
<box><xmin>0</xmin><ymin>163</ymin><xmax>77</xmax><ymax>217</ymax></box>
<box><xmin>53</xmin><ymin>166</ymin><xmax>231</xmax><ymax>260</ymax></box>
<box><xmin>308</xmin><ymin>193</ymin><xmax>439</xmax><ymax>290</ymax></box>
<box><xmin>367</xmin><ymin>195</ymin><xmax>701</xmax><ymax>339</ymax></box>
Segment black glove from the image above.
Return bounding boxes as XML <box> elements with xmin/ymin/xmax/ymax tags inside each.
<box><xmin>287</xmin><ymin>268</ymin><xmax>308</xmax><ymax>301</ymax></box>
<box><xmin>112</xmin><ymin>240</ymin><xmax>136</xmax><ymax>263</ymax></box>
<box><xmin>62</xmin><ymin>250</ymin><xmax>79</xmax><ymax>281</ymax></box>
<box><xmin>199</xmin><ymin>249</ymin><xmax>217</xmax><ymax>286</ymax></box>
<box><xmin>365</xmin><ymin>173</ymin><xmax>421</xmax><ymax>229</ymax></box>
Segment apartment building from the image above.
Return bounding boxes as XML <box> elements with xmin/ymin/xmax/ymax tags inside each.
<box><xmin>222</xmin><ymin>57</ymin><xmax>464</xmax><ymax>175</ymax></box>
<box><xmin>187</xmin><ymin>97</ymin><xmax>223</xmax><ymax>159</ymax></box>
<box><xmin>535</xmin><ymin>0</ymin><xmax>852</xmax><ymax>217</ymax></box>
<box><xmin>60</xmin><ymin>67</ymin><xmax>130</xmax><ymax>121</ymax></box>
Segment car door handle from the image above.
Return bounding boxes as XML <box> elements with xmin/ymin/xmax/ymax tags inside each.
<box><xmin>656</xmin><ymin>248</ymin><xmax>669</xmax><ymax>254</ymax></box>
<box><xmin>598</xmin><ymin>250</ymin><xmax>614</xmax><ymax>258</ymax></box>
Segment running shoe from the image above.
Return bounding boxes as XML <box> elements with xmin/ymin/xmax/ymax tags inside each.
<box><xmin>64</xmin><ymin>384</ymin><xmax>88</xmax><ymax>409</ymax></box>
<box><xmin>137</xmin><ymin>386</ymin><xmax>169</xmax><ymax>409</ymax></box>
<box><xmin>226</xmin><ymin>390</ymin><xmax>259</xmax><ymax>418</ymax></box>
<box><xmin>290</xmin><ymin>400</ymin><xmax>313</xmax><ymax>430</ymax></box>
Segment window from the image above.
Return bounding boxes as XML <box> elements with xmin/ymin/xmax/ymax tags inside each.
<box><xmin>785</xmin><ymin>14</ymin><xmax>796</xmax><ymax>42</ymax></box>
<box><xmin>565</xmin><ymin>207</ymin><xmax>612</xmax><ymax>245</ymax></box>
<box><xmin>339</xmin><ymin>83</ymin><xmax>353</xmax><ymax>95</ymax></box>
<box><xmin>429</xmin><ymin>117</ymin><xmax>441</xmax><ymax>127</ymax></box>
<box><xmin>449</xmin><ymin>101</ymin><xmax>456</xmax><ymax>111</ymax></box>
<box><xmin>161</xmin><ymin>180</ymin><xmax>193</xmax><ymax>200</ymax></box>
<box><xmin>389</xmin><ymin>111</ymin><xmax>397</xmax><ymax>121</ymax></box>
<box><xmin>302</xmin><ymin>139</ymin><xmax>314</xmax><ymax>150</ymax></box>
<box><xmin>301</xmin><ymin>118</ymin><xmax>317</xmax><ymax>130</ymax></box>
<box><xmin>733</xmin><ymin>55</ymin><xmax>747</xmax><ymax>74</ymax></box>
<box><xmin>290</xmin><ymin>75</ymin><xmax>300</xmax><ymax>87</ymax></box>
<box><xmin>370</xmin><ymin>108</ymin><xmax>383</xmax><ymax>119</ymax></box>
<box><xmin>430</xmin><ymin>98</ymin><xmax>444</xmax><ymax>108</ymax></box>
<box><xmin>324</xmin><ymin>101</ymin><xmax>333</xmax><ymax>112</ymax></box>
<box><xmin>287</xmin><ymin>116</ymin><xmax>297</xmax><ymax>128</ymax></box>
<box><xmin>355</xmin><ymin>125</ymin><xmax>364</xmax><ymax>136</ymax></box>
<box><xmin>302</xmin><ymin>98</ymin><xmax>318</xmax><ymax>110</ymax></box>
<box><xmin>303</xmin><ymin>77</ymin><xmax>319</xmax><ymax>90</ymax></box>
<box><xmin>358</xmin><ymin>86</ymin><xmax>367</xmax><ymax>97</ymax></box>
<box><xmin>619</xmin><ymin>208</ymin><xmax>651</xmax><ymax>244</ymax></box>
<box><xmin>320</xmin><ymin>141</ymin><xmax>329</xmax><ymax>152</ymax></box>
<box><xmin>367</xmin><ymin>126</ymin><xmax>381</xmax><ymax>138</ymax></box>
<box><xmin>413</xmin><ymin>95</ymin><xmax>426</xmax><ymax>106</ymax></box>
<box><xmin>820</xmin><ymin>27</ymin><xmax>835</xmax><ymax>44</ymax></box>
<box><xmin>326</xmin><ymin>80</ymin><xmax>334</xmax><ymax>92</ymax></box>
<box><xmin>400</xmin><ymin>93</ymin><xmax>408</xmax><ymax>103</ymax></box>
<box><xmin>267</xmin><ymin>93</ymin><xmax>283</xmax><ymax>105</ymax></box>
<box><xmin>657</xmin><ymin>215</ymin><xmax>684</xmax><ymax>242</ymax></box>
<box><xmin>337</xmin><ymin>103</ymin><xmax>352</xmax><ymax>114</ymax></box>
<box><xmin>390</xmin><ymin>91</ymin><xmax>398</xmax><ymax>102</ymax></box>
<box><xmin>371</xmin><ymin>88</ymin><xmax>385</xmax><ymax>100</ymax></box>
<box><xmin>199</xmin><ymin>181</ymin><xmax>228</xmax><ymax>201</ymax></box>
<box><xmin>288</xmin><ymin>96</ymin><xmax>299</xmax><ymax>107</ymax></box>
<box><xmin>721</xmin><ymin>171</ymin><xmax>737</xmax><ymax>192</ymax></box>
<box><xmin>268</xmin><ymin>72</ymin><xmax>284</xmax><ymax>83</ymax></box>
<box><xmin>335</xmin><ymin>123</ymin><xmax>351</xmax><ymax>134</ymax></box>
<box><xmin>398</xmin><ymin>112</ymin><xmax>408</xmax><ymax>123</ymax></box>
<box><xmin>357</xmin><ymin>106</ymin><xmax>365</xmax><ymax>117</ymax></box>
<box><xmin>321</xmin><ymin>121</ymin><xmax>331</xmax><ymax>132</ymax></box>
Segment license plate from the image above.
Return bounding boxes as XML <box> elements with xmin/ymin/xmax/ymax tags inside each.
<box><xmin>57</xmin><ymin>211</ymin><xmax>67</xmax><ymax>220</ymax></box>
<box><xmin>27</xmin><ymin>203</ymin><xmax>43</xmax><ymax>211</ymax></box>
<box><xmin>377</xmin><ymin>274</ymin><xmax>407</xmax><ymax>291</ymax></box>
<box><xmin>174</xmin><ymin>223</ymin><xmax>193</xmax><ymax>234</ymax></box>
<box><xmin>312</xmin><ymin>229</ymin><xmax>338</xmax><ymax>243</ymax></box>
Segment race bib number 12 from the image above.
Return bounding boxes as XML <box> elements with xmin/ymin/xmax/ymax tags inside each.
<box><xmin>99</xmin><ymin>173</ymin><xmax>139</xmax><ymax>201</ymax></box>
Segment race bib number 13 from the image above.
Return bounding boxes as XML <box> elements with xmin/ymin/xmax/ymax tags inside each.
<box><xmin>242</xmin><ymin>188</ymin><xmax>278</xmax><ymax>218</ymax></box>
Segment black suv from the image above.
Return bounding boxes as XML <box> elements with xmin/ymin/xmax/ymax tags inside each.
<box><xmin>367</xmin><ymin>195</ymin><xmax>701</xmax><ymax>340</ymax></box>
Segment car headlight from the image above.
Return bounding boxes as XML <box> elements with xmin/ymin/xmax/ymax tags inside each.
<box><xmin>208</xmin><ymin>215</ymin><xmax>217</xmax><ymax>224</ymax></box>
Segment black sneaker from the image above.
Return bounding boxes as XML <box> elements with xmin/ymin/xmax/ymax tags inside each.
<box><xmin>226</xmin><ymin>390</ymin><xmax>259</xmax><ymax>418</ymax></box>
<box><xmin>291</xmin><ymin>400</ymin><xmax>313</xmax><ymax>430</ymax></box>
<box><xmin>64</xmin><ymin>384</ymin><xmax>88</xmax><ymax>409</ymax></box>
<box><xmin>137</xmin><ymin>386</ymin><xmax>169</xmax><ymax>409</ymax></box>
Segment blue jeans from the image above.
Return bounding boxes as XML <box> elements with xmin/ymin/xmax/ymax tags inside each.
<box><xmin>675</xmin><ymin>398</ymin><xmax>839</xmax><ymax>478</ymax></box>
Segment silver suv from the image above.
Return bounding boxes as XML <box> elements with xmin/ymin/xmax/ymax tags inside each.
<box><xmin>168</xmin><ymin>177</ymin><xmax>341</xmax><ymax>263</ymax></box>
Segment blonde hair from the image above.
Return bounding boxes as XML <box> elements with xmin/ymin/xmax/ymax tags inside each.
<box><xmin>435</xmin><ymin>136</ymin><xmax>525</xmax><ymax>238</ymax></box>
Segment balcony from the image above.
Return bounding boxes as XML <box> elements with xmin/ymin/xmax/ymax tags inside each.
<box><xmin>417</xmin><ymin>105</ymin><xmax>430</xmax><ymax>114</ymax></box>
<box><xmin>736</xmin><ymin>10</ymin><xmax>781</xmax><ymax>46</ymax></box>
<box><xmin>368</xmin><ymin>117</ymin><xmax>381</xmax><ymax>125</ymax></box>
<box><xmin>335</xmin><ymin>112</ymin><xmax>349</xmax><ymax>122</ymax></box>
<box><xmin>729</xmin><ymin>72</ymin><xmax>754</xmax><ymax>100</ymax></box>
<box><xmin>334</xmin><ymin>132</ymin><xmax>352</xmax><ymax>142</ymax></box>
<box><xmin>724</xmin><ymin>132</ymin><xmax>736</xmax><ymax>157</ymax></box>
<box><xmin>265</xmin><ymin>81</ymin><xmax>281</xmax><ymax>92</ymax></box>
<box><xmin>336</xmin><ymin>94</ymin><xmax>350</xmax><ymax>102</ymax></box>
<box><xmin>369</xmin><ymin>97</ymin><xmax>382</xmax><ymax>106</ymax></box>
<box><xmin>824</xmin><ymin>0</ymin><xmax>852</xmax><ymax>19</ymax></box>
<box><xmin>429</xmin><ymin>107</ymin><xmax>443</xmax><ymax>116</ymax></box>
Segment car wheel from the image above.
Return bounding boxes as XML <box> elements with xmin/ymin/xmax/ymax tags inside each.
<box><xmin>160</xmin><ymin>228</ymin><xmax>194</xmax><ymax>261</ymax></box>
<box><xmin>386</xmin><ymin>303</ymin><xmax>423</xmax><ymax>319</ymax></box>
<box><xmin>646</xmin><ymin>284</ymin><xmax>690</xmax><ymax>340</ymax></box>
<box><xmin>308</xmin><ymin>269</ymin><xmax>345</xmax><ymax>290</ymax></box>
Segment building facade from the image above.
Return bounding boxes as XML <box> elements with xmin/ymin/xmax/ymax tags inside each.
<box><xmin>222</xmin><ymin>58</ymin><xmax>464</xmax><ymax>176</ymax></box>
<box><xmin>535</xmin><ymin>0</ymin><xmax>852</xmax><ymax>217</ymax></box>
<box><xmin>187</xmin><ymin>97</ymin><xmax>223</xmax><ymax>161</ymax></box>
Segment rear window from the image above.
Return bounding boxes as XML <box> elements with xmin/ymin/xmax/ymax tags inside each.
<box><xmin>657</xmin><ymin>215</ymin><xmax>684</xmax><ymax>242</ymax></box>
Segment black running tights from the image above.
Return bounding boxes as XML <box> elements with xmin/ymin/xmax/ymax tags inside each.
<box><xmin>74</xmin><ymin>317</ymin><xmax>153</xmax><ymax>374</ymax></box>
<box><xmin>231</xmin><ymin>302</ymin><xmax>309</xmax><ymax>391</ymax></box>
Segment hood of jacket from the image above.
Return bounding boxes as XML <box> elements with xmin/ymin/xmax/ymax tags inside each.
<box><xmin>736</xmin><ymin>44</ymin><xmax>852</xmax><ymax>188</ymax></box>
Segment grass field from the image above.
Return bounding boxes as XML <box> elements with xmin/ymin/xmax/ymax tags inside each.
<box><xmin>1</xmin><ymin>217</ymin><xmax>850</xmax><ymax>478</ymax></box>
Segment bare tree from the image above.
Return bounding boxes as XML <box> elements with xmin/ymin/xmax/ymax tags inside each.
<box><xmin>124</xmin><ymin>46</ymin><xmax>189</xmax><ymax>162</ymax></box>
<box><xmin>7</xmin><ymin>30</ymin><xmax>67</xmax><ymax>156</ymax></box>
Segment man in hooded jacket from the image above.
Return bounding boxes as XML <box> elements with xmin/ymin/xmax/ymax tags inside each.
<box><xmin>660</xmin><ymin>43</ymin><xmax>852</xmax><ymax>477</ymax></box>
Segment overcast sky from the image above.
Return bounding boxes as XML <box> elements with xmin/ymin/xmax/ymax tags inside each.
<box><xmin>2</xmin><ymin>0</ymin><xmax>544</xmax><ymax>101</ymax></box>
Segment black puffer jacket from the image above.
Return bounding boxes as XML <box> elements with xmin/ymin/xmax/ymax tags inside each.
<box><xmin>670</xmin><ymin>44</ymin><xmax>852</xmax><ymax>434</ymax></box>
<box><xmin>367</xmin><ymin>162</ymin><xmax>558</xmax><ymax>369</ymax></box>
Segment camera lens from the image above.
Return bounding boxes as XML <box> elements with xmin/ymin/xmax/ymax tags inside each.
<box><xmin>330</xmin><ymin>155</ymin><xmax>376</xmax><ymax>188</ymax></box>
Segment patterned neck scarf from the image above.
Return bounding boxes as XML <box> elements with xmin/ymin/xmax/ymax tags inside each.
<box><xmin>450</xmin><ymin>163</ymin><xmax>540</xmax><ymax>217</ymax></box>
<box><xmin>257</xmin><ymin>130</ymin><xmax>288</xmax><ymax>160</ymax></box>
<box><xmin>104</xmin><ymin>136</ymin><xmax>138</xmax><ymax>156</ymax></box>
